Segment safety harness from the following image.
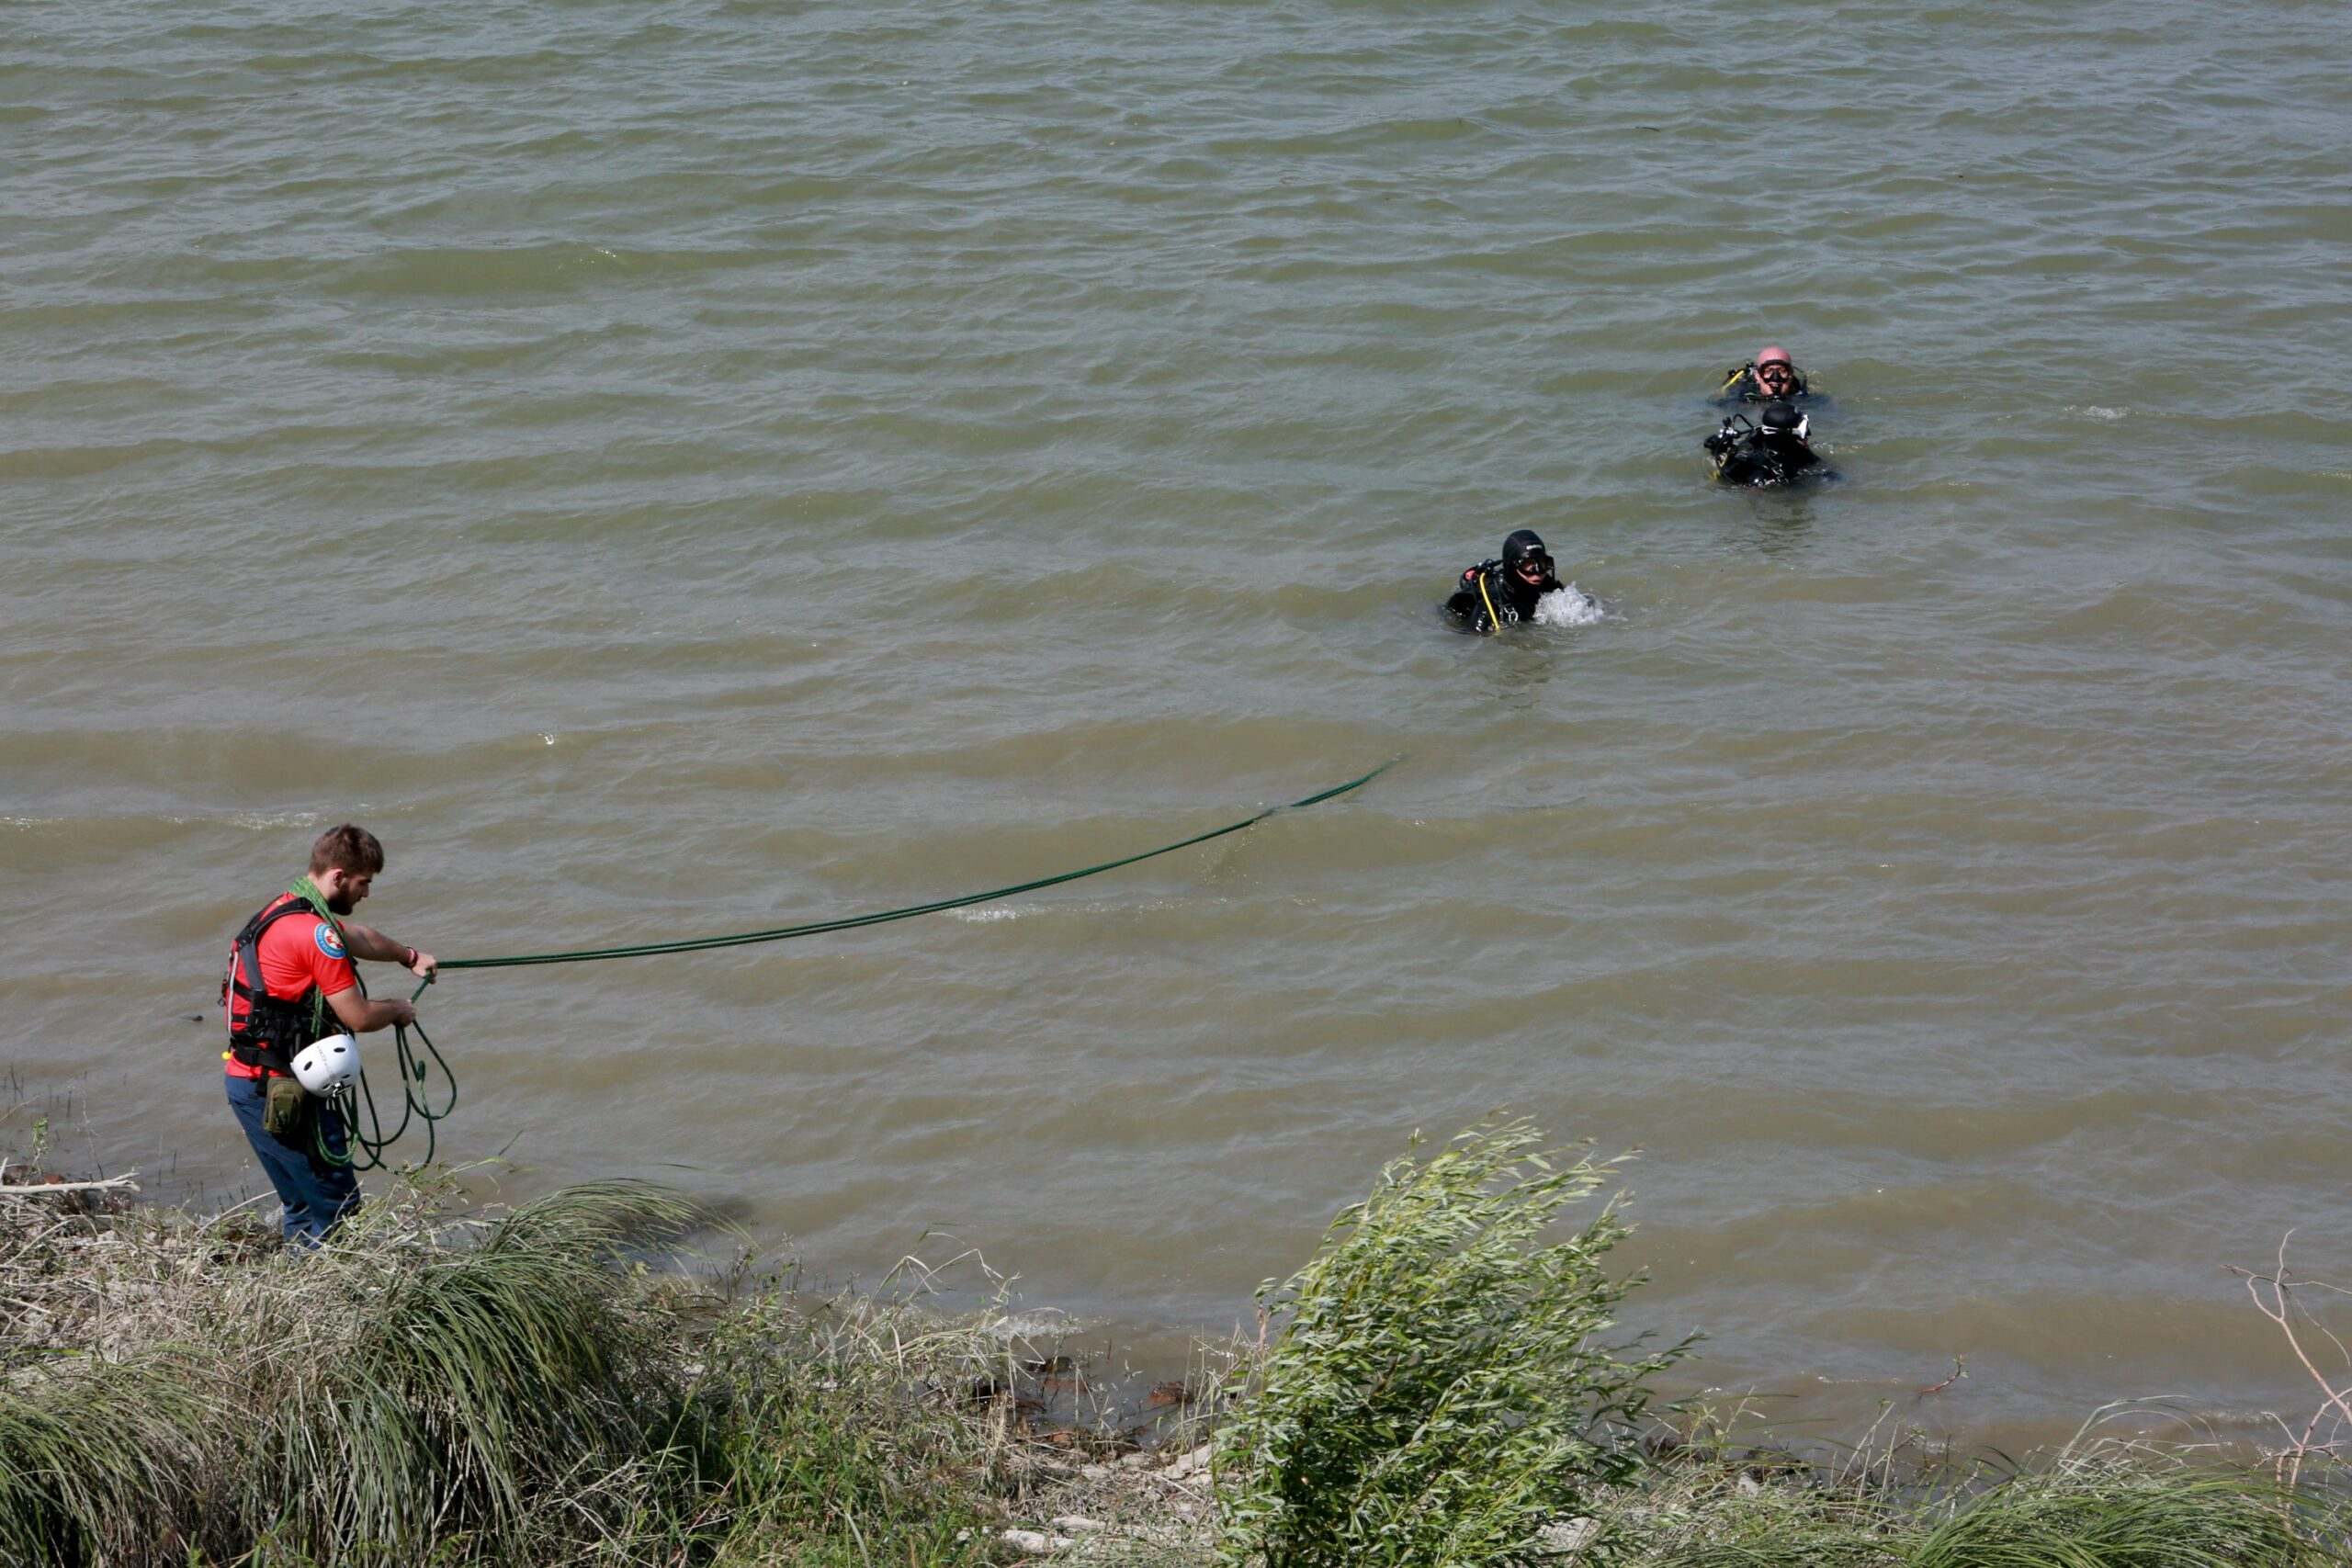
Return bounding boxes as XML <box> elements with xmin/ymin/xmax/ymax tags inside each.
<box><xmin>221</xmin><ymin>892</ymin><xmax>335</xmax><ymax>1075</ymax></box>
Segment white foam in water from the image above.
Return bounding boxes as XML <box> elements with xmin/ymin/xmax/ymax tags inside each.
<box><xmin>232</xmin><ymin>810</ymin><xmax>324</xmax><ymax>829</ymax></box>
<box><xmin>2069</xmin><ymin>405</ymin><xmax>2127</xmax><ymax>421</ymax></box>
<box><xmin>1532</xmin><ymin>584</ymin><xmax>1603</xmax><ymax>627</ymax></box>
<box><xmin>949</xmin><ymin>895</ymin><xmax>1215</xmax><ymax>924</ymax></box>
<box><xmin>987</xmin><ymin>1311</ymin><xmax>1076</xmax><ymax>1342</ymax></box>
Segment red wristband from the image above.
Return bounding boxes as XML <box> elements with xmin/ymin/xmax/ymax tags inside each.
<box><xmin>403</xmin><ymin>946</ymin><xmax>419</xmax><ymax>968</ymax></box>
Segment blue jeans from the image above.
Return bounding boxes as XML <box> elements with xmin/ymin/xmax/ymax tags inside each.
<box><xmin>225</xmin><ymin>1073</ymin><xmax>360</xmax><ymax>1246</ymax></box>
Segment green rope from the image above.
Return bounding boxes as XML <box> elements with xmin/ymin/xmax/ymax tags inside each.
<box><xmin>286</xmin><ymin>875</ymin><xmax>337</xmax><ymax>1040</ymax></box>
<box><xmin>349</xmin><ymin>762</ymin><xmax>1390</xmax><ymax>1169</ymax></box>
<box><xmin>326</xmin><ymin>1017</ymin><xmax>457</xmax><ymax>1171</ymax></box>
<box><xmin>412</xmin><ymin>761</ymin><xmax>1392</xmax><ymax>990</ymax></box>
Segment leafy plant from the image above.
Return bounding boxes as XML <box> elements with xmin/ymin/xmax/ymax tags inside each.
<box><xmin>1213</xmin><ymin>1117</ymin><xmax>1688</xmax><ymax>1567</ymax></box>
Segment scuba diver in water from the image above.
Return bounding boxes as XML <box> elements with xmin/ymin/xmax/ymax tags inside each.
<box><xmin>1445</xmin><ymin>528</ymin><xmax>1581</xmax><ymax>633</ymax></box>
<box><xmin>1715</xmin><ymin>344</ymin><xmax>1815</xmax><ymax>405</ymax></box>
<box><xmin>1705</xmin><ymin>400</ymin><xmax>1828</xmax><ymax>488</ymax></box>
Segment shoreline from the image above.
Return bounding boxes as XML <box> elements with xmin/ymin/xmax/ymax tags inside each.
<box><xmin>8</xmin><ymin>1129</ymin><xmax>2349</xmax><ymax>1566</ymax></box>
<box><xmin>1</xmin><ymin>1083</ymin><xmax>2325</xmax><ymax>1471</ymax></box>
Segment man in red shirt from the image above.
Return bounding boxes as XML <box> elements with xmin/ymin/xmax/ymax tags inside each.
<box><xmin>221</xmin><ymin>823</ymin><xmax>437</xmax><ymax>1245</ymax></box>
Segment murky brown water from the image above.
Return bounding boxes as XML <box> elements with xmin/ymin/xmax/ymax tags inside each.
<box><xmin>6</xmin><ymin>0</ymin><xmax>2349</xmax><ymax>1447</ymax></box>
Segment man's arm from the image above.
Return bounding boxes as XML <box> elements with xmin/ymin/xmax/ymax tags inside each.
<box><xmin>339</xmin><ymin>922</ymin><xmax>438</xmax><ymax>979</ymax></box>
<box><xmin>324</xmin><ymin>985</ymin><xmax>416</xmax><ymax>1035</ymax></box>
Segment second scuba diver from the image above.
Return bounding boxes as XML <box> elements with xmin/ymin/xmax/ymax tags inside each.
<box><xmin>1705</xmin><ymin>400</ymin><xmax>1827</xmax><ymax>488</ymax></box>
<box><xmin>1444</xmin><ymin>528</ymin><xmax>1593</xmax><ymax>632</ymax></box>
<box><xmin>1716</xmin><ymin>344</ymin><xmax>1814</xmax><ymax>405</ymax></box>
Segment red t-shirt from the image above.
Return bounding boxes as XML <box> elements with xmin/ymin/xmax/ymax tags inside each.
<box><xmin>222</xmin><ymin>893</ymin><xmax>358</xmax><ymax>1078</ymax></box>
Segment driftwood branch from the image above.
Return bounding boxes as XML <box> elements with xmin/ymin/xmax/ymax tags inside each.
<box><xmin>0</xmin><ymin>1172</ymin><xmax>141</xmax><ymax>1197</ymax></box>
<box><xmin>2226</xmin><ymin>1230</ymin><xmax>2352</xmax><ymax>1495</ymax></box>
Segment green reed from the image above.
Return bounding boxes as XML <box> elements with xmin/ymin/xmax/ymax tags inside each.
<box><xmin>1211</xmin><ymin>1118</ymin><xmax>1690</xmax><ymax>1567</ymax></box>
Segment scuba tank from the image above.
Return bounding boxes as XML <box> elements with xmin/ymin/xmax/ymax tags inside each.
<box><xmin>1705</xmin><ymin>403</ymin><xmax>1820</xmax><ymax>488</ymax></box>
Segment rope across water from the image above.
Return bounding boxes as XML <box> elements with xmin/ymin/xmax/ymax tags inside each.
<box><xmin>347</xmin><ymin>764</ymin><xmax>1391</xmax><ymax>1168</ymax></box>
<box><xmin>410</xmin><ymin>761</ymin><xmax>1392</xmax><ymax>990</ymax></box>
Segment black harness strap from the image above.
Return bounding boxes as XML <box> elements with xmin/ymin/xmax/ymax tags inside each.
<box><xmin>225</xmin><ymin>896</ymin><xmax>333</xmax><ymax>1075</ymax></box>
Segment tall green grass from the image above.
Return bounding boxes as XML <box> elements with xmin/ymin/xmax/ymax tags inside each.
<box><xmin>0</xmin><ymin>1175</ymin><xmax>1046</xmax><ymax>1566</ymax></box>
<box><xmin>1905</xmin><ymin>1461</ymin><xmax>2318</xmax><ymax>1568</ymax></box>
<box><xmin>1619</xmin><ymin>1450</ymin><xmax>2333</xmax><ymax>1568</ymax></box>
<box><xmin>691</xmin><ymin>1292</ymin><xmax>1000</xmax><ymax>1567</ymax></box>
<box><xmin>0</xmin><ymin>1356</ymin><xmax>223</xmax><ymax>1563</ymax></box>
<box><xmin>2</xmin><ymin>1180</ymin><xmax>707</xmax><ymax>1564</ymax></box>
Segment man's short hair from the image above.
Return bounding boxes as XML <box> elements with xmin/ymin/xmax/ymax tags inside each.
<box><xmin>310</xmin><ymin>824</ymin><xmax>386</xmax><ymax>877</ymax></box>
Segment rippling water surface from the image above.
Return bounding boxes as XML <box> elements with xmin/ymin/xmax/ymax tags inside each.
<box><xmin>6</xmin><ymin>0</ymin><xmax>2349</xmax><ymax>1444</ymax></box>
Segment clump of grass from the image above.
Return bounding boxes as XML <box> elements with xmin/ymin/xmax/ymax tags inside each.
<box><xmin>1610</xmin><ymin>1440</ymin><xmax>2332</xmax><ymax>1568</ymax></box>
<box><xmin>2</xmin><ymin>1179</ymin><xmax>706</xmax><ymax>1565</ymax></box>
<box><xmin>0</xmin><ymin>1356</ymin><xmax>224</xmax><ymax>1564</ymax></box>
<box><xmin>0</xmin><ymin>1177</ymin><xmax>1127</xmax><ymax>1566</ymax></box>
<box><xmin>268</xmin><ymin>1180</ymin><xmax>708</xmax><ymax>1558</ymax></box>
<box><xmin>673</xmin><ymin>1257</ymin><xmax>1047</xmax><ymax>1567</ymax></box>
<box><xmin>1212</xmin><ymin>1117</ymin><xmax>1688</xmax><ymax>1567</ymax></box>
<box><xmin>1909</xmin><ymin>1454</ymin><xmax>2312</xmax><ymax>1567</ymax></box>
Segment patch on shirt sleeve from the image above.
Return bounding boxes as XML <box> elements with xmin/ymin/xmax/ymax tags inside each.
<box><xmin>314</xmin><ymin>922</ymin><xmax>348</xmax><ymax>960</ymax></box>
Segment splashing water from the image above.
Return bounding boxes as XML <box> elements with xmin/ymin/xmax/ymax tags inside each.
<box><xmin>1533</xmin><ymin>585</ymin><xmax>1603</xmax><ymax>627</ymax></box>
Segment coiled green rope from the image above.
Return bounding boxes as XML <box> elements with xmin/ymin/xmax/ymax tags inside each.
<box><xmin>328</xmin><ymin>1018</ymin><xmax>456</xmax><ymax>1171</ymax></box>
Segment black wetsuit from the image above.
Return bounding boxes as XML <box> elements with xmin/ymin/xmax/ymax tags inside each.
<box><xmin>1707</xmin><ymin>426</ymin><xmax>1824</xmax><ymax>488</ymax></box>
<box><xmin>1714</xmin><ymin>363</ymin><xmax>1815</xmax><ymax>405</ymax></box>
<box><xmin>1445</xmin><ymin>529</ymin><xmax>1562</xmax><ymax>632</ymax></box>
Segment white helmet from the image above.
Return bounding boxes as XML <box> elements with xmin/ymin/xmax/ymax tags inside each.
<box><xmin>292</xmin><ymin>1033</ymin><xmax>363</xmax><ymax>1097</ymax></box>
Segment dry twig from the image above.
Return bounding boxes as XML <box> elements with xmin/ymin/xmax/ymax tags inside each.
<box><xmin>2224</xmin><ymin>1230</ymin><xmax>2352</xmax><ymax>1492</ymax></box>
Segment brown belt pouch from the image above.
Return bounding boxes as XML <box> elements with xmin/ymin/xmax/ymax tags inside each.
<box><xmin>263</xmin><ymin>1075</ymin><xmax>309</xmax><ymax>1142</ymax></box>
